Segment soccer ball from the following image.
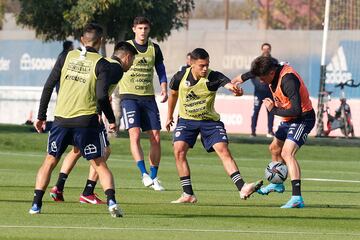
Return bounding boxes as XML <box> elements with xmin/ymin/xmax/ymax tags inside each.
<box><xmin>265</xmin><ymin>161</ymin><xmax>288</xmax><ymax>184</ymax></box>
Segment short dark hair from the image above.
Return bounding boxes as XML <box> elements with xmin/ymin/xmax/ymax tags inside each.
<box><xmin>133</xmin><ymin>16</ymin><xmax>151</xmax><ymax>26</ymax></box>
<box><xmin>250</xmin><ymin>56</ymin><xmax>279</xmax><ymax>76</ymax></box>
<box><xmin>83</xmin><ymin>23</ymin><xmax>103</xmax><ymax>41</ymax></box>
<box><xmin>62</xmin><ymin>40</ymin><xmax>73</xmax><ymax>52</ymax></box>
<box><xmin>113</xmin><ymin>41</ymin><xmax>138</xmax><ymax>56</ymax></box>
<box><xmin>190</xmin><ymin>48</ymin><xmax>209</xmax><ymax>60</ymax></box>
<box><xmin>261</xmin><ymin>42</ymin><xmax>271</xmax><ymax>50</ymax></box>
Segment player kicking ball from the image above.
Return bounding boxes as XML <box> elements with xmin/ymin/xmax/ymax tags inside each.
<box><xmin>165</xmin><ymin>48</ymin><xmax>263</xmax><ymax>203</ymax></box>
<box><xmin>242</xmin><ymin>56</ymin><xmax>315</xmax><ymax>208</ymax></box>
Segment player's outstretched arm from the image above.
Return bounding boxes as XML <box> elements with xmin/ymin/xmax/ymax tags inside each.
<box><xmin>231</xmin><ymin>74</ymin><xmax>244</xmax><ymax>84</ymax></box>
<box><xmin>224</xmin><ymin>83</ymin><xmax>244</xmax><ymax>96</ymax></box>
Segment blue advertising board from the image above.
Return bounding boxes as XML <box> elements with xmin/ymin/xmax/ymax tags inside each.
<box><xmin>0</xmin><ymin>40</ymin><xmax>62</xmax><ymax>86</ymax></box>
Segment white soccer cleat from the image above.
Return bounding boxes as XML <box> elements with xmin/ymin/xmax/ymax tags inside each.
<box><xmin>108</xmin><ymin>203</ymin><xmax>123</xmax><ymax>218</ymax></box>
<box><xmin>171</xmin><ymin>192</ymin><xmax>197</xmax><ymax>204</ymax></box>
<box><xmin>240</xmin><ymin>180</ymin><xmax>263</xmax><ymax>200</ymax></box>
<box><xmin>150</xmin><ymin>178</ymin><xmax>165</xmax><ymax>191</ymax></box>
<box><xmin>142</xmin><ymin>173</ymin><xmax>154</xmax><ymax>187</ymax></box>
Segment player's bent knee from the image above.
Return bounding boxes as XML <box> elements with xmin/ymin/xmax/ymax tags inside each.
<box><xmin>44</xmin><ymin>154</ymin><xmax>59</xmax><ymax>166</ymax></box>
<box><xmin>104</xmin><ymin>147</ymin><xmax>111</xmax><ymax>160</ymax></box>
<box><xmin>130</xmin><ymin>135</ymin><xmax>141</xmax><ymax>145</ymax></box>
<box><xmin>149</xmin><ymin>134</ymin><xmax>161</xmax><ymax>145</ymax></box>
<box><xmin>280</xmin><ymin>150</ymin><xmax>294</xmax><ymax>161</ymax></box>
<box><xmin>91</xmin><ymin>157</ymin><xmax>108</xmax><ymax>167</ymax></box>
<box><xmin>269</xmin><ymin>143</ymin><xmax>281</xmax><ymax>156</ymax></box>
<box><xmin>174</xmin><ymin>149</ymin><xmax>187</xmax><ymax>161</ymax></box>
<box><xmin>215</xmin><ymin>146</ymin><xmax>231</xmax><ymax>157</ymax></box>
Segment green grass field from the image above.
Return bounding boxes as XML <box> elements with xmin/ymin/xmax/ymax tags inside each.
<box><xmin>0</xmin><ymin>125</ymin><xmax>359</xmax><ymax>240</ymax></box>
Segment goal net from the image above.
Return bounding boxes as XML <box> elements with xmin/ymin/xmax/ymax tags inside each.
<box><xmin>316</xmin><ymin>0</ymin><xmax>360</xmax><ymax>136</ymax></box>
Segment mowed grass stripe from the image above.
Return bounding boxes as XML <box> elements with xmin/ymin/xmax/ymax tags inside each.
<box><xmin>1</xmin><ymin>225</ymin><xmax>360</xmax><ymax>236</ymax></box>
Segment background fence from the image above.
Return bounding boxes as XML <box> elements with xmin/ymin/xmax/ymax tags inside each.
<box><xmin>1</xmin><ymin>19</ymin><xmax>359</xmax><ymax>136</ymax></box>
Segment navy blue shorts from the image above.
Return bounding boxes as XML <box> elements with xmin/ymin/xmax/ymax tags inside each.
<box><xmin>275</xmin><ymin>117</ymin><xmax>315</xmax><ymax>148</ymax></box>
<box><xmin>47</xmin><ymin>123</ymin><xmax>107</xmax><ymax>160</ymax></box>
<box><xmin>173</xmin><ymin>118</ymin><xmax>228</xmax><ymax>152</ymax></box>
<box><xmin>121</xmin><ymin>98</ymin><xmax>161</xmax><ymax>131</ymax></box>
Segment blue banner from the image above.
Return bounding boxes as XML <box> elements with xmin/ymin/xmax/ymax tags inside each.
<box><xmin>0</xmin><ymin>40</ymin><xmax>62</xmax><ymax>86</ymax></box>
<box><xmin>1</xmin><ymin>39</ymin><xmax>359</xmax><ymax>99</ymax></box>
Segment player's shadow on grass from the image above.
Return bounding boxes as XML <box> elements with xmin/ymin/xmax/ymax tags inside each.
<box><xmin>302</xmin><ymin>190</ymin><xmax>360</xmax><ymax>194</ymax></box>
<box><xmin>186</xmin><ymin>203</ymin><xmax>360</xmax><ymax>209</ymax></box>
<box><xmin>34</xmin><ymin>212</ymin><xmax>110</xmax><ymax>216</ymax></box>
<box><xmin>2</xmin><ymin>186</ymin><xmax>359</xmax><ymax>194</ymax></box>
<box><xmin>117</xmin><ymin>202</ymin><xmax>360</xmax><ymax>210</ymax></box>
<box><xmin>154</xmin><ymin>213</ymin><xmax>360</xmax><ymax>221</ymax></box>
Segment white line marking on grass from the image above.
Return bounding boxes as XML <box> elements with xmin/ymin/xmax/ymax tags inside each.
<box><xmin>0</xmin><ymin>225</ymin><xmax>359</xmax><ymax>236</ymax></box>
<box><xmin>303</xmin><ymin>178</ymin><xmax>360</xmax><ymax>183</ymax></box>
<box><xmin>0</xmin><ymin>152</ymin><xmax>43</xmax><ymax>157</ymax></box>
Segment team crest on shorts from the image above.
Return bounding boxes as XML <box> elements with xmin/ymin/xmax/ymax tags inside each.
<box><xmin>84</xmin><ymin>144</ymin><xmax>97</xmax><ymax>155</ymax></box>
<box><xmin>175</xmin><ymin>131</ymin><xmax>181</xmax><ymax>137</ymax></box>
<box><xmin>50</xmin><ymin>141</ymin><xmax>57</xmax><ymax>152</ymax></box>
<box><xmin>302</xmin><ymin>133</ymin><xmax>308</xmax><ymax>142</ymax></box>
<box><xmin>129</xmin><ymin>118</ymin><xmax>134</xmax><ymax>124</ymax></box>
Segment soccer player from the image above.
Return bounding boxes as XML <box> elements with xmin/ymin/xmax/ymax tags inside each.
<box><xmin>49</xmin><ymin>41</ymin><xmax>138</xmax><ymax>204</ymax></box>
<box><xmin>232</xmin><ymin>43</ymin><xmax>275</xmax><ymax>138</ymax></box>
<box><xmin>29</xmin><ymin>24</ymin><xmax>129</xmax><ymax>217</ymax></box>
<box><xmin>165</xmin><ymin>48</ymin><xmax>263</xmax><ymax>203</ymax></box>
<box><xmin>249</xmin><ymin>56</ymin><xmax>315</xmax><ymax>208</ymax></box>
<box><xmin>118</xmin><ymin>16</ymin><xmax>168</xmax><ymax>191</ymax></box>
<box><xmin>179</xmin><ymin>52</ymin><xmax>191</xmax><ymax>72</ymax></box>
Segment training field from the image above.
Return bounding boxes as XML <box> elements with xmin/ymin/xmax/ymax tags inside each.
<box><xmin>0</xmin><ymin>125</ymin><xmax>359</xmax><ymax>240</ymax></box>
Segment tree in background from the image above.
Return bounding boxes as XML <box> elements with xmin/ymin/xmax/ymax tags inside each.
<box><xmin>250</xmin><ymin>0</ymin><xmax>324</xmax><ymax>30</ymax></box>
<box><xmin>191</xmin><ymin>0</ymin><xmax>359</xmax><ymax>30</ymax></box>
<box><xmin>0</xmin><ymin>0</ymin><xmax>5</xmax><ymax>29</ymax></box>
<box><xmin>253</xmin><ymin>0</ymin><xmax>360</xmax><ymax>30</ymax></box>
<box><xmin>16</xmin><ymin>0</ymin><xmax>194</xmax><ymax>55</ymax></box>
